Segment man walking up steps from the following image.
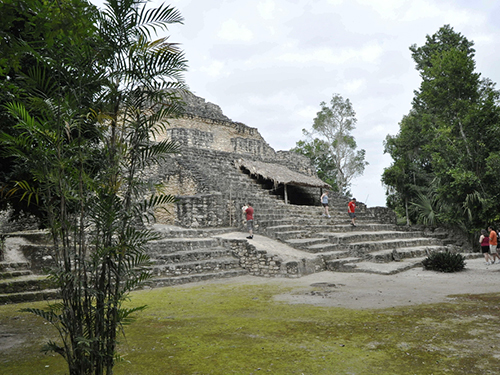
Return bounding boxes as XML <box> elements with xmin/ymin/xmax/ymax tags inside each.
<box><xmin>348</xmin><ymin>198</ymin><xmax>357</xmax><ymax>227</ymax></box>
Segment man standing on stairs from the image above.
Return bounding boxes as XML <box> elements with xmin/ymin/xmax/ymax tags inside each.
<box><xmin>348</xmin><ymin>198</ymin><xmax>357</xmax><ymax>226</ymax></box>
<box><xmin>321</xmin><ymin>191</ymin><xmax>331</xmax><ymax>218</ymax></box>
<box><xmin>244</xmin><ymin>203</ymin><xmax>254</xmax><ymax>239</ymax></box>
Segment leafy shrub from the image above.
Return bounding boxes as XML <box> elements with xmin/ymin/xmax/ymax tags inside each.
<box><xmin>422</xmin><ymin>252</ymin><xmax>466</xmax><ymax>273</ymax></box>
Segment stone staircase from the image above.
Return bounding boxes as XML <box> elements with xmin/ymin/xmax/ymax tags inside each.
<box><xmin>249</xmin><ymin>199</ymin><xmax>479</xmax><ymax>275</ymax></box>
<box><xmin>144</xmin><ymin>226</ymin><xmax>249</xmax><ymax>287</ymax></box>
<box><xmin>0</xmin><ymin>232</ymin><xmax>59</xmax><ymax>304</ymax></box>
<box><xmin>0</xmin><ymin>261</ymin><xmax>58</xmax><ymax>304</ymax></box>
<box><xmin>0</xmin><ymin>160</ymin><xmax>480</xmax><ymax>303</ymax></box>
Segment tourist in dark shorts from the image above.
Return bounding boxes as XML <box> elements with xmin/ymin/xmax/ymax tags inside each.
<box><xmin>243</xmin><ymin>203</ymin><xmax>254</xmax><ymax>239</ymax></box>
<box><xmin>321</xmin><ymin>191</ymin><xmax>331</xmax><ymax>218</ymax></box>
<box><xmin>348</xmin><ymin>198</ymin><xmax>357</xmax><ymax>226</ymax></box>
<box><xmin>479</xmin><ymin>229</ymin><xmax>492</xmax><ymax>265</ymax></box>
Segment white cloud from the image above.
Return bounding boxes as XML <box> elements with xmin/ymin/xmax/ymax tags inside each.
<box><xmin>342</xmin><ymin>79</ymin><xmax>365</xmax><ymax>94</ymax></box>
<box><xmin>217</xmin><ymin>19</ymin><xmax>254</xmax><ymax>42</ymax></box>
<box><xmin>297</xmin><ymin>105</ymin><xmax>318</xmax><ymax>122</ymax></box>
<box><xmin>247</xmin><ymin>92</ymin><xmax>300</xmax><ymax>108</ymax></box>
<box><xmin>278</xmin><ymin>43</ymin><xmax>384</xmax><ymax>65</ymax></box>
<box><xmin>199</xmin><ymin>60</ymin><xmax>227</xmax><ymax>78</ymax></box>
<box><xmin>400</xmin><ymin>0</ymin><xmax>482</xmax><ymax>26</ymax></box>
<box><xmin>357</xmin><ymin>0</ymin><xmax>408</xmax><ymax>20</ymax></box>
<box><xmin>257</xmin><ymin>0</ymin><xmax>276</xmax><ymax>20</ymax></box>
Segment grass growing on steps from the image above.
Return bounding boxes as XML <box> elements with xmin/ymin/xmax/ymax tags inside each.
<box><xmin>1</xmin><ymin>282</ymin><xmax>500</xmax><ymax>374</ymax></box>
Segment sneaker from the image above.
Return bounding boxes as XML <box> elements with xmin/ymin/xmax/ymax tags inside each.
<box><xmin>327</xmin><ymin>215</ymin><xmax>331</xmax><ymax>218</ymax></box>
<box><xmin>246</xmin><ymin>236</ymin><xmax>253</xmax><ymax>239</ymax></box>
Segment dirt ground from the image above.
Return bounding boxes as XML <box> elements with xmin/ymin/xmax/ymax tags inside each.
<box><xmin>207</xmin><ymin>257</ymin><xmax>500</xmax><ymax>310</ymax></box>
<box><xmin>2</xmin><ymin>257</ymin><xmax>499</xmax><ymax>366</ymax></box>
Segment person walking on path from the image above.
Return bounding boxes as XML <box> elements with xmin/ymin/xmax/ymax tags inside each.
<box><xmin>243</xmin><ymin>203</ymin><xmax>254</xmax><ymax>239</ymax></box>
<box><xmin>348</xmin><ymin>198</ymin><xmax>357</xmax><ymax>226</ymax></box>
<box><xmin>488</xmin><ymin>226</ymin><xmax>500</xmax><ymax>264</ymax></box>
<box><xmin>321</xmin><ymin>191</ymin><xmax>331</xmax><ymax>218</ymax></box>
<box><xmin>480</xmin><ymin>229</ymin><xmax>493</xmax><ymax>265</ymax></box>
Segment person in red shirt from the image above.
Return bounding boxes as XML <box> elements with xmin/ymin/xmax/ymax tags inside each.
<box><xmin>348</xmin><ymin>198</ymin><xmax>357</xmax><ymax>227</ymax></box>
<box><xmin>244</xmin><ymin>203</ymin><xmax>254</xmax><ymax>239</ymax></box>
<box><xmin>488</xmin><ymin>226</ymin><xmax>500</xmax><ymax>264</ymax></box>
<box><xmin>479</xmin><ymin>229</ymin><xmax>492</xmax><ymax>265</ymax></box>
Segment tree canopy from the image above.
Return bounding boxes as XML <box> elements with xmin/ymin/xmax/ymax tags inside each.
<box><xmin>292</xmin><ymin>93</ymin><xmax>368</xmax><ymax>195</ymax></box>
<box><xmin>382</xmin><ymin>25</ymin><xmax>500</xmax><ymax>232</ymax></box>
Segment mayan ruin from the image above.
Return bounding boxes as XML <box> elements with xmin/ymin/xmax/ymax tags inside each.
<box><xmin>0</xmin><ymin>92</ymin><xmax>477</xmax><ymax>304</ymax></box>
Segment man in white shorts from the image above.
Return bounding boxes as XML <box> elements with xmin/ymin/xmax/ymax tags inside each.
<box><xmin>488</xmin><ymin>226</ymin><xmax>500</xmax><ymax>264</ymax></box>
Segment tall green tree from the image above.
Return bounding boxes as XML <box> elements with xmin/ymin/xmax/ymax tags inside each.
<box><xmin>294</xmin><ymin>93</ymin><xmax>368</xmax><ymax>194</ymax></box>
<box><xmin>0</xmin><ymin>0</ymin><xmax>187</xmax><ymax>374</ymax></box>
<box><xmin>383</xmin><ymin>25</ymin><xmax>500</xmax><ymax>231</ymax></box>
<box><xmin>291</xmin><ymin>138</ymin><xmax>338</xmax><ymax>190</ymax></box>
<box><xmin>0</xmin><ymin>0</ymin><xmax>102</xmax><ymax>219</ymax></box>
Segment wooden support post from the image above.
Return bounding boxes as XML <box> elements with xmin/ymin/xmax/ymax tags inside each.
<box><xmin>284</xmin><ymin>184</ymin><xmax>288</xmax><ymax>204</ymax></box>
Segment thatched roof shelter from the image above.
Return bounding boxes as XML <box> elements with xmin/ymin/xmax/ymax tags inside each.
<box><xmin>235</xmin><ymin>159</ymin><xmax>330</xmax><ymax>189</ymax></box>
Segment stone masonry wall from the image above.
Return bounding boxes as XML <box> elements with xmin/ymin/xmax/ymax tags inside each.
<box><xmin>221</xmin><ymin>238</ymin><xmax>293</xmax><ymax>277</ymax></box>
<box><xmin>158</xmin><ymin>115</ymin><xmax>274</xmax><ymax>156</ymax></box>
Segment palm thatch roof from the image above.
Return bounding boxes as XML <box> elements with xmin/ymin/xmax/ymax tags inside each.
<box><xmin>235</xmin><ymin>159</ymin><xmax>330</xmax><ymax>189</ymax></box>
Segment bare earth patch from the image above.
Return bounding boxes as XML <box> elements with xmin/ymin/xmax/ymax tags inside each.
<box><xmin>205</xmin><ymin>257</ymin><xmax>500</xmax><ymax>309</ymax></box>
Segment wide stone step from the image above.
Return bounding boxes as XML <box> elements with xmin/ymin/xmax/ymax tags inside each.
<box><xmin>347</xmin><ymin>237</ymin><xmax>441</xmax><ymax>255</ymax></box>
<box><xmin>272</xmin><ymin>230</ymin><xmax>310</xmax><ymax>241</ymax></box>
<box><xmin>367</xmin><ymin>245</ymin><xmax>447</xmax><ymax>263</ymax></box>
<box><xmin>0</xmin><ymin>262</ymin><xmax>31</xmax><ymax>272</ymax></box>
<box><xmin>0</xmin><ymin>275</ymin><xmax>55</xmax><ymax>294</ymax></box>
<box><xmin>319</xmin><ymin>230</ymin><xmax>426</xmax><ymax>244</ymax></box>
<box><xmin>151</xmin><ymin>257</ymin><xmax>241</xmax><ymax>277</ymax></box>
<box><xmin>316</xmin><ymin>250</ymin><xmax>351</xmax><ymax>260</ymax></box>
<box><xmin>0</xmin><ymin>270</ymin><xmax>32</xmax><ymax>279</ymax></box>
<box><xmin>325</xmin><ymin>257</ymin><xmax>363</xmax><ymax>271</ymax></box>
<box><xmin>344</xmin><ymin>258</ymin><xmax>425</xmax><ymax>275</ymax></box>
<box><xmin>258</xmin><ymin>218</ymin><xmax>385</xmax><ymax>230</ymax></box>
<box><xmin>264</xmin><ymin>224</ymin><xmax>305</xmax><ymax>231</ymax></box>
<box><xmin>285</xmin><ymin>237</ymin><xmax>329</xmax><ymax>249</ymax></box>
<box><xmin>150</xmin><ymin>225</ymin><xmax>235</xmax><ymax>239</ymax></box>
<box><xmin>327</xmin><ymin>251</ymin><xmax>482</xmax><ymax>275</ymax></box>
<box><xmin>0</xmin><ymin>288</ymin><xmax>60</xmax><ymax>304</ymax></box>
<box><xmin>305</xmin><ymin>242</ymin><xmax>340</xmax><ymax>253</ymax></box>
<box><xmin>322</xmin><ymin>223</ymin><xmax>396</xmax><ymax>232</ymax></box>
<box><xmin>147</xmin><ymin>238</ymin><xmax>219</xmax><ymax>253</ymax></box>
<box><xmin>151</xmin><ymin>247</ymin><xmax>234</xmax><ymax>263</ymax></box>
<box><xmin>148</xmin><ymin>269</ymin><xmax>249</xmax><ymax>287</ymax></box>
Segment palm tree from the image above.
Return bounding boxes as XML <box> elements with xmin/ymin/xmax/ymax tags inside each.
<box><xmin>2</xmin><ymin>1</ymin><xmax>188</xmax><ymax>374</ymax></box>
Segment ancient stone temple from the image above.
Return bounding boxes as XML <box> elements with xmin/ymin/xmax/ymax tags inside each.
<box><xmin>0</xmin><ymin>92</ymin><xmax>477</xmax><ymax>303</ymax></box>
<box><xmin>150</xmin><ymin>91</ymin><xmax>331</xmax><ymax>228</ymax></box>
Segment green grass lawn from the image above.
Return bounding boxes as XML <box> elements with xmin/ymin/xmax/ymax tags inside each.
<box><xmin>1</xmin><ymin>281</ymin><xmax>499</xmax><ymax>374</ymax></box>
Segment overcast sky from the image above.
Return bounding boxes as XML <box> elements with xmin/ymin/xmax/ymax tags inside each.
<box><xmin>93</xmin><ymin>0</ymin><xmax>500</xmax><ymax>207</ymax></box>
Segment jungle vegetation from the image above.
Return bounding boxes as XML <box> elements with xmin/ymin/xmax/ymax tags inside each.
<box><xmin>382</xmin><ymin>25</ymin><xmax>500</xmax><ymax>234</ymax></box>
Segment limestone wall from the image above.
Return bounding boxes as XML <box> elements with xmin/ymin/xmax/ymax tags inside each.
<box><xmin>158</xmin><ymin>115</ymin><xmax>275</xmax><ymax>156</ymax></box>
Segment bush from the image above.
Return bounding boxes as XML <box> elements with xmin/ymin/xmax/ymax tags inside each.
<box><xmin>422</xmin><ymin>252</ymin><xmax>466</xmax><ymax>273</ymax></box>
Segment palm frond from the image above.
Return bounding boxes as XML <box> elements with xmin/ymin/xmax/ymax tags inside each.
<box><xmin>20</xmin><ymin>307</ymin><xmax>60</xmax><ymax>323</ymax></box>
<box><xmin>137</xmin><ymin>2</ymin><xmax>183</xmax><ymax>39</ymax></box>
